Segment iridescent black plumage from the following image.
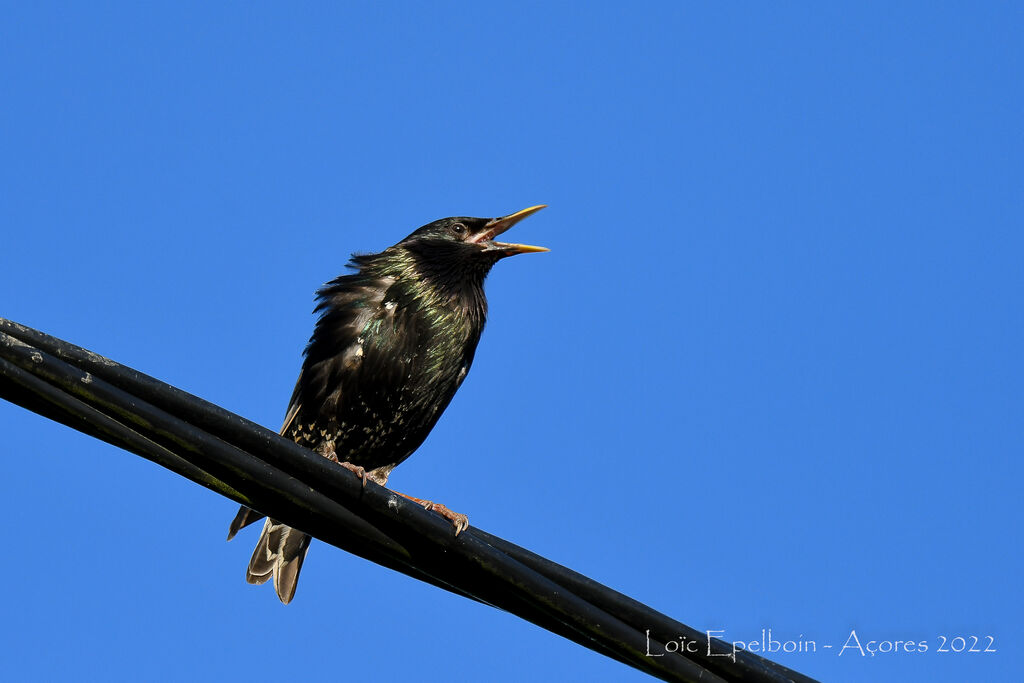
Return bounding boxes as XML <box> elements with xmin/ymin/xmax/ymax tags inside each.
<box><xmin>227</xmin><ymin>207</ymin><xmax>547</xmax><ymax>603</ymax></box>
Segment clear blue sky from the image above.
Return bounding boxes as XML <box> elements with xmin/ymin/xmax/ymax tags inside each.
<box><xmin>1</xmin><ymin>4</ymin><xmax>1020</xmax><ymax>682</ymax></box>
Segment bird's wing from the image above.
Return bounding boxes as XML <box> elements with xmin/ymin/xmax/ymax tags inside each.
<box><xmin>279</xmin><ymin>377</ymin><xmax>302</xmax><ymax>436</ymax></box>
<box><xmin>228</xmin><ymin>275</ymin><xmax>395</xmax><ymax>541</ymax></box>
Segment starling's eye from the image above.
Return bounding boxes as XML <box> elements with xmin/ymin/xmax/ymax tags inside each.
<box><xmin>450</xmin><ymin>222</ymin><xmax>467</xmax><ymax>236</ymax></box>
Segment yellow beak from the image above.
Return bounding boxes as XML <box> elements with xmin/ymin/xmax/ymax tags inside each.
<box><xmin>482</xmin><ymin>205</ymin><xmax>549</xmax><ymax>255</ymax></box>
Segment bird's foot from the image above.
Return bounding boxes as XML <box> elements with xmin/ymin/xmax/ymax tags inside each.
<box><xmin>314</xmin><ymin>440</ymin><xmax>367</xmax><ymax>488</ymax></box>
<box><xmin>396</xmin><ymin>492</ymin><xmax>469</xmax><ymax>535</ymax></box>
<box><xmin>336</xmin><ymin>460</ymin><xmax>368</xmax><ymax>488</ymax></box>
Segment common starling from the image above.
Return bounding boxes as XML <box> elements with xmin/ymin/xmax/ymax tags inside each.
<box><xmin>226</xmin><ymin>205</ymin><xmax>548</xmax><ymax>603</ymax></box>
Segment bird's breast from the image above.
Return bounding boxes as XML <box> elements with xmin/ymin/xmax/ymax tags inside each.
<box><xmin>313</xmin><ymin>304</ymin><xmax>478</xmax><ymax>466</ymax></box>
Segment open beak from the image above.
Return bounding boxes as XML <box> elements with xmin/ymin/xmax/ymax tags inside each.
<box><xmin>477</xmin><ymin>205</ymin><xmax>549</xmax><ymax>255</ymax></box>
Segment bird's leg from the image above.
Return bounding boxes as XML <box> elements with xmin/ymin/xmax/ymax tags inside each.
<box><xmin>393</xmin><ymin>491</ymin><xmax>469</xmax><ymax>535</ymax></box>
<box><xmin>316</xmin><ymin>441</ymin><xmax>367</xmax><ymax>488</ymax></box>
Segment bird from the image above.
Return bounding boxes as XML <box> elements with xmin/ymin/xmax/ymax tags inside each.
<box><xmin>226</xmin><ymin>205</ymin><xmax>548</xmax><ymax>603</ymax></box>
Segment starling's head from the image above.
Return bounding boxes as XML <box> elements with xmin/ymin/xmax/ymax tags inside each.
<box><xmin>402</xmin><ymin>205</ymin><xmax>549</xmax><ymax>261</ymax></box>
<box><xmin>387</xmin><ymin>205</ymin><xmax>548</xmax><ymax>291</ymax></box>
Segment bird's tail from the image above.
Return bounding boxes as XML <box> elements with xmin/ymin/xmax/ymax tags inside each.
<box><xmin>244</xmin><ymin>518</ymin><xmax>312</xmax><ymax>604</ymax></box>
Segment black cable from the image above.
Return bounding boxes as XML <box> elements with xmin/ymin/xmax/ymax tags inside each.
<box><xmin>0</xmin><ymin>335</ymin><xmax>668</xmax><ymax>678</ymax></box>
<box><xmin>0</xmin><ymin>318</ymin><xmax>819</xmax><ymax>683</ymax></box>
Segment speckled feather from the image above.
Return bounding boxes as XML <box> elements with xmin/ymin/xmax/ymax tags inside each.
<box><xmin>288</xmin><ymin>242</ymin><xmax>490</xmax><ymax>470</ymax></box>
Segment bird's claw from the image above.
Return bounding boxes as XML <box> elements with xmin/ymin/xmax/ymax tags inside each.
<box><xmin>395</xmin><ymin>492</ymin><xmax>469</xmax><ymax>535</ymax></box>
<box><xmin>418</xmin><ymin>500</ymin><xmax>470</xmax><ymax>536</ymax></box>
<box><xmin>336</xmin><ymin>460</ymin><xmax>368</xmax><ymax>488</ymax></box>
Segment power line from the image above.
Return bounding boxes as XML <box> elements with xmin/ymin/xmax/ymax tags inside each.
<box><xmin>0</xmin><ymin>318</ymin><xmax>818</xmax><ymax>683</ymax></box>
